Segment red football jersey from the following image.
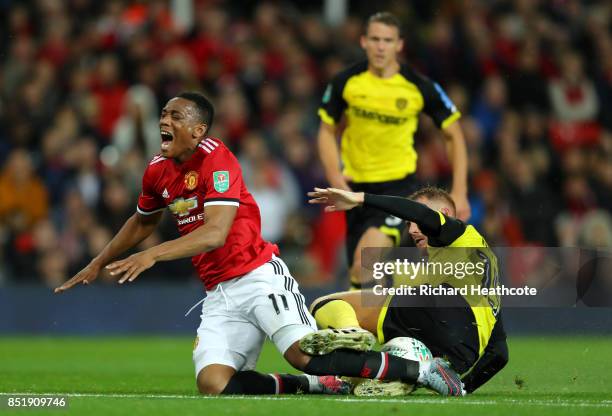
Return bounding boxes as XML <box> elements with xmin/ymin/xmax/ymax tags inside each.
<box><xmin>137</xmin><ymin>138</ymin><xmax>279</xmax><ymax>289</ymax></box>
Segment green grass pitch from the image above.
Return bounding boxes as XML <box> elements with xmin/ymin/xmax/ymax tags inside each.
<box><xmin>1</xmin><ymin>336</ymin><xmax>611</xmax><ymax>415</ymax></box>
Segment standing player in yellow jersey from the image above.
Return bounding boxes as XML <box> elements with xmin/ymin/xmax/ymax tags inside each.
<box><xmin>317</xmin><ymin>12</ymin><xmax>470</xmax><ymax>290</ymax></box>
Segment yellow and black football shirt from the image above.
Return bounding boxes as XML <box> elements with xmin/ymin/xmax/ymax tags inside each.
<box><xmin>318</xmin><ymin>61</ymin><xmax>461</xmax><ymax>183</ymax></box>
<box><xmin>362</xmin><ymin>193</ymin><xmax>499</xmax><ymax>357</ymax></box>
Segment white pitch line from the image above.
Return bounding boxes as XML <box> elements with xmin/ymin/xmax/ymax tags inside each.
<box><xmin>1</xmin><ymin>392</ymin><xmax>611</xmax><ymax>408</ymax></box>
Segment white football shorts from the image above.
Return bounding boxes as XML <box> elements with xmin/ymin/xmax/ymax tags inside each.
<box><xmin>193</xmin><ymin>255</ymin><xmax>316</xmax><ymax>377</ymax></box>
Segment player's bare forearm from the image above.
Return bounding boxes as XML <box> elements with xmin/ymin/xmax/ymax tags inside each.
<box><xmin>105</xmin><ymin>205</ymin><xmax>237</xmax><ymax>284</ymax></box>
<box><xmin>442</xmin><ymin>122</ymin><xmax>468</xmax><ymax>195</ymax></box>
<box><xmin>146</xmin><ymin>205</ymin><xmax>237</xmax><ymax>262</ymax></box>
<box><xmin>146</xmin><ymin>225</ymin><xmax>224</xmax><ymax>261</ymax></box>
<box><xmin>317</xmin><ymin>122</ymin><xmax>350</xmax><ymax>190</ymax></box>
<box><xmin>92</xmin><ymin>212</ymin><xmax>161</xmax><ymax>267</ymax></box>
<box><xmin>442</xmin><ymin>122</ymin><xmax>471</xmax><ymax>220</ymax></box>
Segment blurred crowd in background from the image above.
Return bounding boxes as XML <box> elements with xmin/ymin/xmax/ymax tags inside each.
<box><xmin>0</xmin><ymin>0</ymin><xmax>610</xmax><ymax>289</ymax></box>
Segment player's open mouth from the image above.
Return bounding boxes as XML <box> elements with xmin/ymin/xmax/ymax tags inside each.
<box><xmin>413</xmin><ymin>236</ymin><xmax>426</xmax><ymax>247</ymax></box>
<box><xmin>160</xmin><ymin>131</ymin><xmax>173</xmax><ymax>150</ymax></box>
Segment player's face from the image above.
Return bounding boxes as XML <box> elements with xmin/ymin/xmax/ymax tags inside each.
<box><xmin>159</xmin><ymin>97</ymin><xmax>207</xmax><ymax>162</ymax></box>
<box><xmin>408</xmin><ymin>197</ymin><xmax>455</xmax><ymax>248</ymax></box>
<box><xmin>361</xmin><ymin>22</ymin><xmax>403</xmax><ymax>72</ymax></box>
<box><xmin>408</xmin><ymin>219</ymin><xmax>428</xmax><ymax>248</ymax></box>
<box><xmin>408</xmin><ymin>196</ymin><xmax>430</xmax><ymax>247</ymax></box>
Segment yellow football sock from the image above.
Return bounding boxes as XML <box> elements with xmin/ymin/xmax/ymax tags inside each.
<box><xmin>313</xmin><ymin>299</ymin><xmax>361</xmax><ymax>329</ymax></box>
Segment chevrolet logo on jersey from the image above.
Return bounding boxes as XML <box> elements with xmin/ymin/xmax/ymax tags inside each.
<box><xmin>169</xmin><ymin>196</ymin><xmax>198</xmax><ymax>217</ymax></box>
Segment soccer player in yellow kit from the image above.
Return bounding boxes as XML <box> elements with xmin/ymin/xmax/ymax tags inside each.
<box><xmin>317</xmin><ymin>12</ymin><xmax>470</xmax><ymax>290</ymax></box>
<box><xmin>304</xmin><ymin>186</ymin><xmax>507</xmax><ymax>395</ymax></box>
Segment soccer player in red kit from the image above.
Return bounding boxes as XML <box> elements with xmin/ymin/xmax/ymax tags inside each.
<box><xmin>55</xmin><ymin>92</ymin><xmax>464</xmax><ymax>397</ymax></box>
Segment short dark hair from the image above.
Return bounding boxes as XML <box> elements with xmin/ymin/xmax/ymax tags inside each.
<box><xmin>366</xmin><ymin>12</ymin><xmax>402</xmax><ymax>36</ymax></box>
<box><xmin>177</xmin><ymin>91</ymin><xmax>214</xmax><ymax>133</ymax></box>
<box><xmin>409</xmin><ymin>186</ymin><xmax>456</xmax><ymax>215</ymax></box>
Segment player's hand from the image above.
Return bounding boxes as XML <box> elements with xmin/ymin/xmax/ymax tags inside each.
<box><xmin>308</xmin><ymin>187</ymin><xmax>364</xmax><ymax>212</ymax></box>
<box><xmin>106</xmin><ymin>251</ymin><xmax>156</xmax><ymax>284</ymax></box>
<box><xmin>54</xmin><ymin>262</ymin><xmax>101</xmax><ymax>293</ymax></box>
<box><xmin>451</xmin><ymin>191</ymin><xmax>471</xmax><ymax>221</ymax></box>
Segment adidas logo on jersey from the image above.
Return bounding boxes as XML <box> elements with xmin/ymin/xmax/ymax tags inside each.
<box><xmin>198</xmin><ymin>138</ymin><xmax>219</xmax><ymax>154</ymax></box>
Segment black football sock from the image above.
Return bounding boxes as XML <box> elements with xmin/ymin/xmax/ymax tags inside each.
<box><xmin>304</xmin><ymin>350</ymin><xmax>419</xmax><ymax>383</ymax></box>
<box><xmin>221</xmin><ymin>370</ymin><xmax>309</xmax><ymax>395</ymax></box>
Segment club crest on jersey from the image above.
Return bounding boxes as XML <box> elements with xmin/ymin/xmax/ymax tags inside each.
<box><xmin>184</xmin><ymin>171</ymin><xmax>199</xmax><ymax>191</ymax></box>
<box><xmin>322</xmin><ymin>84</ymin><xmax>332</xmax><ymax>104</ymax></box>
<box><xmin>396</xmin><ymin>97</ymin><xmax>408</xmax><ymax>110</ymax></box>
<box><xmin>169</xmin><ymin>196</ymin><xmax>198</xmax><ymax>217</ymax></box>
<box><xmin>213</xmin><ymin>171</ymin><xmax>229</xmax><ymax>193</ymax></box>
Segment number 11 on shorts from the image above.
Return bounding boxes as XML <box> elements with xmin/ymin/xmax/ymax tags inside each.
<box><xmin>268</xmin><ymin>293</ymin><xmax>289</xmax><ymax>314</ymax></box>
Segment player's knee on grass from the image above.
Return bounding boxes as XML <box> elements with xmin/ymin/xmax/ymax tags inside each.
<box><xmin>283</xmin><ymin>341</ymin><xmax>311</xmax><ymax>371</ymax></box>
<box><xmin>310</xmin><ymin>297</ymin><xmax>360</xmax><ymax>330</ymax></box>
<box><xmin>196</xmin><ymin>364</ymin><xmax>236</xmax><ymax>395</ymax></box>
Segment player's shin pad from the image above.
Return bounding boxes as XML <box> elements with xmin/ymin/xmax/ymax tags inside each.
<box><xmin>353</xmin><ymin>379</ymin><xmax>414</xmax><ymax>396</ymax></box>
<box><xmin>299</xmin><ymin>328</ymin><xmax>376</xmax><ymax>355</ymax></box>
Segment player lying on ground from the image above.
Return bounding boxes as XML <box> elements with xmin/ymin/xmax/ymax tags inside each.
<box><xmin>54</xmin><ymin>92</ymin><xmax>464</xmax><ymax>396</ymax></box>
<box><xmin>306</xmin><ymin>186</ymin><xmax>508</xmax><ymax>394</ymax></box>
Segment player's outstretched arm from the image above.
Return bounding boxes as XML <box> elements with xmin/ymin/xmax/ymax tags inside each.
<box><xmin>308</xmin><ymin>187</ymin><xmax>364</xmax><ymax>212</ymax></box>
<box><xmin>309</xmin><ymin>188</ymin><xmax>455</xmax><ymax>240</ymax></box>
<box><xmin>462</xmin><ymin>316</ymin><xmax>509</xmax><ymax>393</ymax></box>
<box><xmin>308</xmin><ymin>187</ymin><xmax>437</xmax><ymax>225</ymax></box>
<box><xmin>54</xmin><ymin>211</ymin><xmax>163</xmax><ymax>293</ymax></box>
<box><xmin>442</xmin><ymin>121</ymin><xmax>471</xmax><ymax>221</ymax></box>
<box><xmin>106</xmin><ymin>205</ymin><xmax>237</xmax><ymax>284</ymax></box>
<box><xmin>317</xmin><ymin>123</ymin><xmax>352</xmax><ymax>191</ymax></box>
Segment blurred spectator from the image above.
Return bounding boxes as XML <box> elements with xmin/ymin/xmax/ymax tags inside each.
<box><xmin>472</xmin><ymin>76</ymin><xmax>507</xmax><ymax>144</ymax></box>
<box><xmin>548</xmin><ymin>51</ymin><xmax>602</xmax><ymax>151</ymax></box>
<box><xmin>92</xmin><ymin>54</ymin><xmax>127</xmax><ymax>139</ymax></box>
<box><xmin>65</xmin><ymin>137</ymin><xmax>103</xmax><ymax>208</ymax></box>
<box><xmin>239</xmin><ymin>133</ymin><xmax>299</xmax><ymax>243</ymax></box>
<box><xmin>216</xmin><ymin>83</ymin><xmax>250</xmax><ymax>146</ymax></box>
<box><xmin>507</xmin><ymin>39</ymin><xmax>550</xmax><ymax>112</ymax></box>
<box><xmin>112</xmin><ymin>85</ymin><xmax>161</xmax><ymax>158</ymax></box>
<box><xmin>98</xmin><ymin>179</ymin><xmax>133</xmax><ymax>233</ymax></box>
<box><xmin>549</xmin><ymin>51</ymin><xmax>599</xmax><ymax>122</ymax></box>
<box><xmin>578</xmin><ymin>211</ymin><xmax>612</xmax><ymax>247</ymax></box>
<box><xmin>507</xmin><ymin>158</ymin><xmax>560</xmax><ymax>245</ymax></box>
<box><xmin>519</xmin><ymin>109</ymin><xmax>561</xmax><ymax>185</ymax></box>
<box><xmin>37</xmin><ymin>248</ymin><xmax>69</xmax><ymax>288</ymax></box>
<box><xmin>0</xmin><ymin>149</ymin><xmax>49</xmax><ymax>231</ymax></box>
